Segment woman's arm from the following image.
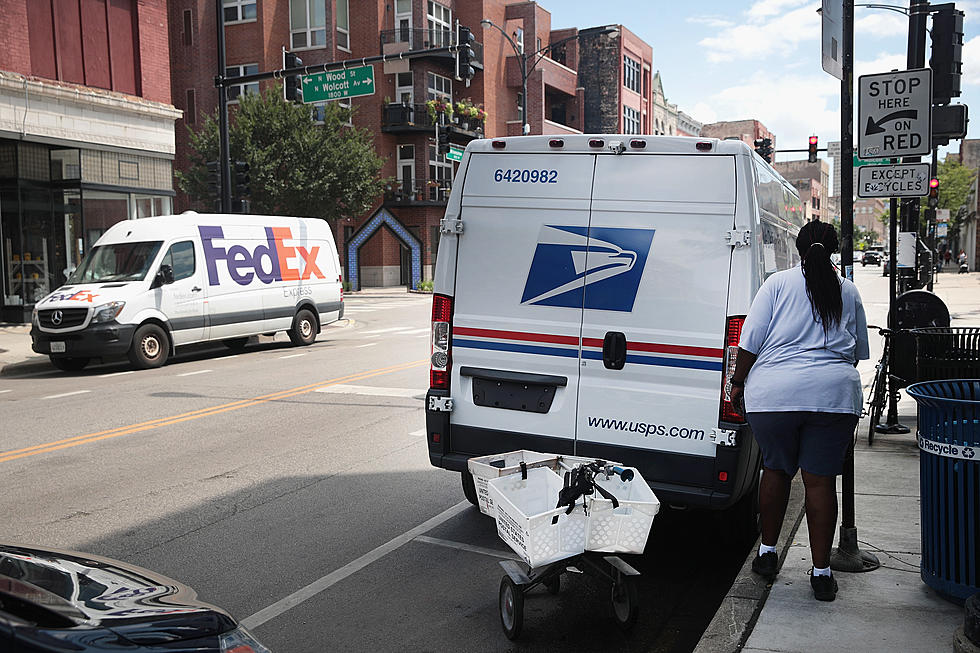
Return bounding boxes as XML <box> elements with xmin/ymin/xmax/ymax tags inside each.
<box><xmin>728</xmin><ymin>347</ymin><xmax>758</xmax><ymax>413</ymax></box>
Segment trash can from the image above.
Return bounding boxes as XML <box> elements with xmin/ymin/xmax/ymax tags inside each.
<box><xmin>912</xmin><ymin>328</ymin><xmax>980</xmax><ymax>382</ymax></box>
<box><xmin>906</xmin><ymin>380</ymin><xmax>980</xmax><ymax>602</ymax></box>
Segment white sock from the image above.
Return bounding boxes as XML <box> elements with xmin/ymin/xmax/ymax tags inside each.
<box><xmin>812</xmin><ymin>565</ymin><xmax>832</xmax><ymax>577</ymax></box>
<box><xmin>759</xmin><ymin>543</ymin><xmax>776</xmax><ymax>556</ymax></box>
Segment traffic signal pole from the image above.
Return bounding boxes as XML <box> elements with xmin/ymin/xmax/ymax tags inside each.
<box><xmin>215</xmin><ymin>0</ymin><xmax>231</xmax><ymax>213</ymax></box>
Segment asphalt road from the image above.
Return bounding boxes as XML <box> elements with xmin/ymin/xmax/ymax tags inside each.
<box><xmin>4</xmin><ymin>285</ymin><xmax>864</xmax><ymax>652</ymax></box>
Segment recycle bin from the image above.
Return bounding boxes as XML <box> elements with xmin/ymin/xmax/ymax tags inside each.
<box><xmin>912</xmin><ymin>327</ymin><xmax>980</xmax><ymax>382</ymax></box>
<box><xmin>906</xmin><ymin>380</ymin><xmax>980</xmax><ymax>602</ymax></box>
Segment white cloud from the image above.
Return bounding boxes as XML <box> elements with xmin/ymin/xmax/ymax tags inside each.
<box><xmin>855</xmin><ymin>52</ymin><xmax>907</xmax><ymax>79</ymax></box>
<box><xmin>854</xmin><ymin>12</ymin><xmax>908</xmax><ymax>39</ymax></box>
<box><xmin>690</xmin><ymin>102</ymin><xmax>718</xmax><ymax>125</ymax></box>
<box><xmin>746</xmin><ymin>0</ymin><xmax>811</xmax><ymax>21</ymax></box>
<box><xmin>686</xmin><ymin>15</ymin><xmax>735</xmax><ymax>29</ymax></box>
<box><xmin>963</xmin><ymin>35</ymin><xmax>980</xmax><ymax>85</ymax></box>
<box><xmin>698</xmin><ymin>4</ymin><xmax>820</xmax><ymax>63</ymax></box>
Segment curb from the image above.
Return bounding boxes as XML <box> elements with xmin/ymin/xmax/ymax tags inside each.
<box><xmin>692</xmin><ymin>476</ymin><xmax>807</xmax><ymax>653</ymax></box>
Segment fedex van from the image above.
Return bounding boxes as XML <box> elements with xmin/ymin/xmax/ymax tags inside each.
<box><xmin>31</xmin><ymin>213</ymin><xmax>343</xmax><ymax>371</ymax></box>
<box><xmin>426</xmin><ymin>135</ymin><xmax>805</xmax><ymax>535</ymax></box>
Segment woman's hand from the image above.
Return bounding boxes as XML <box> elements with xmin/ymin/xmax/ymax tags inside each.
<box><xmin>729</xmin><ymin>383</ymin><xmax>745</xmax><ymax>415</ymax></box>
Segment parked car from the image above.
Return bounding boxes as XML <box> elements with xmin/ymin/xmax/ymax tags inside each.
<box><xmin>862</xmin><ymin>250</ymin><xmax>881</xmax><ymax>266</ymax></box>
<box><xmin>0</xmin><ymin>544</ymin><xmax>270</xmax><ymax>652</ymax></box>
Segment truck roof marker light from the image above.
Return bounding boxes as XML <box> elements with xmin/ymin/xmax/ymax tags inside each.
<box><xmin>589</xmin><ymin>138</ymin><xmax>604</xmax><ymax>148</ymax></box>
<box><xmin>549</xmin><ymin>139</ymin><xmax>565</xmax><ymax>148</ymax></box>
<box><xmin>629</xmin><ymin>139</ymin><xmax>646</xmax><ymax>149</ymax></box>
<box><xmin>696</xmin><ymin>141</ymin><xmax>713</xmax><ymax>151</ymax></box>
<box><xmin>492</xmin><ymin>140</ymin><xmax>506</xmax><ymax>149</ymax></box>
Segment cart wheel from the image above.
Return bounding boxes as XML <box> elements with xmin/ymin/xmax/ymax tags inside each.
<box><xmin>544</xmin><ymin>574</ymin><xmax>560</xmax><ymax>595</ymax></box>
<box><xmin>610</xmin><ymin>576</ymin><xmax>639</xmax><ymax>631</ymax></box>
<box><xmin>499</xmin><ymin>576</ymin><xmax>524</xmax><ymax>640</ymax></box>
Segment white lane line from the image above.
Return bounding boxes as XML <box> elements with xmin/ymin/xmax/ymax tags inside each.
<box><xmin>409</xmin><ymin>428</ymin><xmax>426</xmax><ymax>436</ymax></box>
<box><xmin>362</xmin><ymin>327</ymin><xmax>409</xmax><ymax>334</ymax></box>
<box><xmin>177</xmin><ymin>369</ymin><xmax>213</xmax><ymax>377</ymax></box>
<box><xmin>414</xmin><ymin>535</ymin><xmax>518</xmax><ymax>561</ymax></box>
<box><xmin>223</xmin><ymin>355</ymin><xmax>239</xmax><ymax>359</ymax></box>
<box><xmin>315</xmin><ymin>384</ymin><xmax>420</xmax><ymax>398</ymax></box>
<box><xmin>99</xmin><ymin>370</ymin><xmax>135</xmax><ymax>378</ymax></box>
<box><xmin>0</xmin><ymin>389</ymin><xmax>12</xmax><ymax>394</ymax></box>
<box><xmin>399</xmin><ymin>328</ymin><xmax>430</xmax><ymax>335</ymax></box>
<box><xmin>279</xmin><ymin>353</ymin><xmax>306</xmax><ymax>360</ymax></box>
<box><xmin>240</xmin><ymin>501</ymin><xmax>468</xmax><ymax>630</ymax></box>
<box><xmin>365</xmin><ymin>334</ymin><xmax>383</xmax><ymax>339</ymax></box>
<box><xmin>43</xmin><ymin>390</ymin><xmax>91</xmax><ymax>400</ymax></box>
<box><xmin>354</xmin><ymin>343</ymin><xmax>378</xmax><ymax>349</ymax></box>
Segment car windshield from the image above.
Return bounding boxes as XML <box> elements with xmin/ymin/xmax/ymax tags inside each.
<box><xmin>68</xmin><ymin>241</ymin><xmax>163</xmax><ymax>283</ymax></box>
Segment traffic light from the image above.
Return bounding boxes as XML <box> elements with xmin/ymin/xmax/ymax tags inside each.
<box><xmin>206</xmin><ymin>160</ymin><xmax>221</xmax><ymax>197</ymax></box>
<box><xmin>808</xmin><ymin>136</ymin><xmax>819</xmax><ymax>163</ymax></box>
<box><xmin>930</xmin><ymin>6</ymin><xmax>964</xmax><ymax>105</ymax></box>
<box><xmin>233</xmin><ymin>161</ymin><xmax>250</xmax><ymax>200</ymax></box>
<box><xmin>284</xmin><ymin>51</ymin><xmax>303</xmax><ymax>103</ymax></box>
<box><xmin>436</xmin><ymin>123</ymin><xmax>450</xmax><ymax>154</ymax></box>
<box><xmin>928</xmin><ymin>177</ymin><xmax>939</xmax><ymax>209</ymax></box>
<box><xmin>753</xmin><ymin>137</ymin><xmax>773</xmax><ymax>163</ymax></box>
<box><xmin>455</xmin><ymin>25</ymin><xmax>476</xmax><ymax>83</ymax></box>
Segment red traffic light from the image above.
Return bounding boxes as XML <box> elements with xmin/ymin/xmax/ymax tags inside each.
<box><xmin>809</xmin><ymin>136</ymin><xmax>819</xmax><ymax>145</ymax></box>
<box><xmin>929</xmin><ymin>178</ymin><xmax>940</xmax><ymax>189</ymax></box>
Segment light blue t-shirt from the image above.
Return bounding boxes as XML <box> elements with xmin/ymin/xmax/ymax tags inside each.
<box><xmin>738</xmin><ymin>265</ymin><xmax>870</xmax><ymax>415</ymax></box>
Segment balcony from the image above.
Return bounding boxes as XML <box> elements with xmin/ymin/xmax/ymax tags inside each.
<box><xmin>379</xmin><ymin>28</ymin><xmax>483</xmax><ymax>70</ymax></box>
<box><xmin>381</xmin><ymin>103</ymin><xmax>484</xmax><ymax>138</ymax></box>
<box><xmin>383</xmin><ymin>175</ymin><xmax>454</xmax><ymax>206</ymax></box>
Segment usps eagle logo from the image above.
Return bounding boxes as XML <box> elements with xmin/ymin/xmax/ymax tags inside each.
<box><xmin>521</xmin><ymin>225</ymin><xmax>655</xmax><ymax>312</ymax></box>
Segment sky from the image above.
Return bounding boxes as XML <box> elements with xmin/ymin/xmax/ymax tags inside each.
<box><xmin>547</xmin><ymin>0</ymin><xmax>980</xmax><ymax>175</ymax></box>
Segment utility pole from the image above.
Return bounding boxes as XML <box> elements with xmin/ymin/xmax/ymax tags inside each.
<box><xmin>215</xmin><ymin>0</ymin><xmax>231</xmax><ymax>213</ymax></box>
<box><xmin>900</xmin><ymin>0</ymin><xmax>930</xmax><ymax>291</ymax></box>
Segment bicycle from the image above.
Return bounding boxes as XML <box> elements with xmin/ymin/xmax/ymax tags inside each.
<box><xmin>865</xmin><ymin>326</ymin><xmax>891</xmax><ymax>445</ymax></box>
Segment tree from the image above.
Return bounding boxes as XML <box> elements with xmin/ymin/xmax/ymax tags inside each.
<box><xmin>935</xmin><ymin>157</ymin><xmax>976</xmax><ymax>238</ymax></box>
<box><xmin>178</xmin><ymin>85</ymin><xmax>389</xmax><ymax>222</ymax></box>
<box><xmin>832</xmin><ymin>217</ymin><xmax>877</xmax><ymax>249</ymax></box>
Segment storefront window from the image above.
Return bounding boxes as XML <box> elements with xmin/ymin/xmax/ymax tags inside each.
<box><xmin>81</xmin><ymin>190</ymin><xmax>130</xmax><ymax>250</ymax></box>
<box><xmin>50</xmin><ymin>149</ymin><xmax>81</xmax><ymax>180</ymax></box>
<box><xmin>135</xmin><ymin>194</ymin><xmax>172</xmax><ymax>219</ymax></box>
<box><xmin>18</xmin><ymin>186</ymin><xmax>58</xmax><ymax>304</ymax></box>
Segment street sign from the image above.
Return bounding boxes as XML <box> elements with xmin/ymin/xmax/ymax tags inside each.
<box><xmin>857</xmin><ymin>163</ymin><xmax>930</xmax><ymax>198</ymax></box>
<box><xmin>853</xmin><ymin>155</ymin><xmax>891</xmax><ymax>166</ymax></box>
<box><xmin>858</xmin><ymin>68</ymin><xmax>932</xmax><ymax>158</ymax></box>
<box><xmin>300</xmin><ymin>65</ymin><xmax>375</xmax><ymax>103</ymax></box>
<box><xmin>821</xmin><ymin>0</ymin><xmax>843</xmax><ymax>80</ymax></box>
<box><xmin>937</xmin><ymin>222</ymin><xmax>948</xmax><ymax>237</ymax></box>
<box><xmin>445</xmin><ymin>145</ymin><xmax>463</xmax><ymax>162</ymax></box>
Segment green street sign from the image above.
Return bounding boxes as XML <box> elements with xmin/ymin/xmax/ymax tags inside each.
<box><xmin>853</xmin><ymin>155</ymin><xmax>891</xmax><ymax>166</ymax></box>
<box><xmin>445</xmin><ymin>146</ymin><xmax>464</xmax><ymax>162</ymax></box>
<box><xmin>301</xmin><ymin>65</ymin><xmax>375</xmax><ymax>103</ymax></box>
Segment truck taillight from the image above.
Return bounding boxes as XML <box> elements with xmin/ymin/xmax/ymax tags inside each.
<box><xmin>721</xmin><ymin>315</ymin><xmax>746</xmax><ymax>423</ymax></box>
<box><xmin>430</xmin><ymin>293</ymin><xmax>453</xmax><ymax>389</ymax></box>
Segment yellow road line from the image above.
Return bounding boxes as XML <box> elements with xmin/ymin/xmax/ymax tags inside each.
<box><xmin>0</xmin><ymin>359</ymin><xmax>426</xmax><ymax>464</ymax></box>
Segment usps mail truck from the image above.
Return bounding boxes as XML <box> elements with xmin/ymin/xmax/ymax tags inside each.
<box><xmin>426</xmin><ymin>135</ymin><xmax>805</xmax><ymax>537</ymax></box>
<box><xmin>31</xmin><ymin>213</ymin><xmax>343</xmax><ymax>371</ymax></box>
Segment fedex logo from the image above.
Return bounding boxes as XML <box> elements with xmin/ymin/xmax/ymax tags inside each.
<box><xmin>42</xmin><ymin>290</ymin><xmax>99</xmax><ymax>304</ymax></box>
<box><xmin>199</xmin><ymin>226</ymin><xmax>324</xmax><ymax>286</ymax></box>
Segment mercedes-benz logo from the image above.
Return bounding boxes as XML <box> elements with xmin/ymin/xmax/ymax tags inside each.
<box><xmin>51</xmin><ymin>310</ymin><xmax>63</xmax><ymax>326</ymax></box>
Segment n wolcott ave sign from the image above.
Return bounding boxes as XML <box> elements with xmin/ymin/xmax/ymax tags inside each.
<box><xmin>301</xmin><ymin>65</ymin><xmax>376</xmax><ymax>103</ymax></box>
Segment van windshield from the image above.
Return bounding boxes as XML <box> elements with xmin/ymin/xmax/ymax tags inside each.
<box><xmin>68</xmin><ymin>241</ymin><xmax>163</xmax><ymax>283</ymax></box>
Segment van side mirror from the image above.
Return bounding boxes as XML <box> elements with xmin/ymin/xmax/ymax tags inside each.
<box><xmin>154</xmin><ymin>264</ymin><xmax>174</xmax><ymax>287</ymax></box>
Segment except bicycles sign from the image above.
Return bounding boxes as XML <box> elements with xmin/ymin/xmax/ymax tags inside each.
<box><xmin>857</xmin><ymin>162</ymin><xmax>930</xmax><ymax>198</ymax></box>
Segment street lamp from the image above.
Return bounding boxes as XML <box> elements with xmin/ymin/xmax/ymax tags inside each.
<box><xmin>480</xmin><ymin>19</ymin><xmax>618</xmax><ymax>135</ymax></box>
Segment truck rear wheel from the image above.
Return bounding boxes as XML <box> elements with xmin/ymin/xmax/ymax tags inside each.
<box><xmin>461</xmin><ymin>469</ymin><xmax>479</xmax><ymax>507</ymax></box>
<box><xmin>50</xmin><ymin>357</ymin><xmax>89</xmax><ymax>372</ymax></box>
<box><xmin>129</xmin><ymin>324</ymin><xmax>169</xmax><ymax>369</ymax></box>
<box><xmin>288</xmin><ymin>308</ymin><xmax>317</xmax><ymax>346</ymax></box>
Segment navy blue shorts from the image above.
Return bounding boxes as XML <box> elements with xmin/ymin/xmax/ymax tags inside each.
<box><xmin>746</xmin><ymin>411</ymin><xmax>859</xmax><ymax>477</ymax></box>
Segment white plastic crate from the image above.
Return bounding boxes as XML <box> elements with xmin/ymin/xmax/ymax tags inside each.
<box><xmin>488</xmin><ymin>467</ymin><xmax>587</xmax><ymax>568</ymax></box>
<box><xmin>468</xmin><ymin>450</ymin><xmax>559</xmax><ymax>516</ymax></box>
<box><xmin>585</xmin><ymin>467</ymin><xmax>660</xmax><ymax>554</ymax></box>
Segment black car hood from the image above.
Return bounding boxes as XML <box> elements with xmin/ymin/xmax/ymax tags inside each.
<box><xmin>0</xmin><ymin>544</ymin><xmax>236</xmax><ymax>645</ymax></box>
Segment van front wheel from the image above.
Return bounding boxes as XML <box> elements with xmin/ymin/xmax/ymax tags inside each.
<box><xmin>288</xmin><ymin>308</ymin><xmax>317</xmax><ymax>346</ymax></box>
<box><xmin>129</xmin><ymin>324</ymin><xmax>169</xmax><ymax>369</ymax></box>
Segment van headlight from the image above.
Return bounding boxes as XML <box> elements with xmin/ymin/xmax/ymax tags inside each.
<box><xmin>31</xmin><ymin>306</ymin><xmax>39</xmax><ymax>327</ymax></box>
<box><xmin>91</xmin><ymin>301</ymin><xmax>125</xmax><ymax>323</ymax></box>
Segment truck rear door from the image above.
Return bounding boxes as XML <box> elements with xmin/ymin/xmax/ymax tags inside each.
<box><xmin>576</xmin><ymin>154</ymin><xmax>735</xmax><ymax>467</ymax></box>
<box><xmin>449</xmin><ymin>152</ymin><xmax>596</xmax><ymax>455</ymax></box>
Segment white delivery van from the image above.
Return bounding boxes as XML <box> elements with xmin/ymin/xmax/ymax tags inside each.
<box><xmin>31</xmin><ymin>213</ymin><xmax>343</xmax><ymax>371</ymax></box>
<box><xmin>426</xmin><ymin>135</ymin><xmax>805</xmax><ymax>535</ymax></box>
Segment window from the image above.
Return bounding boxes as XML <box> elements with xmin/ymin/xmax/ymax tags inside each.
<box><xmin>161</xmin><ymin>241</ymin><xmax>196</xmax><ymax>281</ymax></box>
<box><xmin>427</xmin><ymin>1</ymin><xmax>451</xmax><ymax>48</ymax></box>
<box><xmin>428</xmin><ymin>144</ymin><xmax>451</xmax><ymax>201</ymax></box>
<box><xmin>336</xmin><ymin>0</ymin><xmax>349</xmax><ymax>50</ymax></box>
<box><xmin>182</xmin><ymin>9</ymin><xmax>193</xmax><ymax>46</ymax></box>
<box><xmin>185</xmin><ymin>89</ymin><xmax>196</xmax><ymax>125</ymax></box>
<box><xmin>395</xmin><ymin>0</ymin><xmax>412</xmax><ymax>43</ymax></box>
<box><xmin>536</xmin><ymin>37</ymin><xmax>542</xmax><ymax>53</ymax></box>
<box><xmin>225</xmin><ymin>64</ymin><xmax>259</xmax><ymax>101</ymax></box>
<box><xmin>515</xmin><ymin>28</ymin><xmax>524</xmax><ymax>54</ymax></box>
<box><xmin>623</xmin><ymin>55</ymin><xmax>640</xmax><ymax>93</ymax></box>
<box><xmin>223</xmin><ymin>0</ymin><xmax>256</xmax><ymax>23</ymax></box>
<box><xmin>290</xmin><ymin>0</ymin><xmax>326</xmax><ymax>50</ymax></box>
<box><xmin>427</xmin><ymin>72</ymin><xmax>451</xmax><ymax>101</ymax></box>
<box><xmin>624</xmin><ymin>106</ymin><xmax>640</xmax><ymax>134</ymax></box>
<box><xmin>397</xmin><ymin>144</ymin><xmax>415</xmax><ymax>191</ymax></box>
<box><xmin>395</xmin><ymin>72</ymin><xmax>413</xmax><ymax>104</ymax></box>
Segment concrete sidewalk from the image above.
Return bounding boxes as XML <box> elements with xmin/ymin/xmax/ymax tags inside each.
<box><xmin>0</xmin><ymin>323</ymin><xmax>45</xmax><ymax>377</ymax></box>
<box><xmin>695</xmin><ymin>271</ymin><xmax>980</xmax><ymax>653</ymax></box>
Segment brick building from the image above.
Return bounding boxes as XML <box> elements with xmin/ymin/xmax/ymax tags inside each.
<box><xmin>170</xmin><ymin>1</ymin><xmax>671</xmax><ymax>288</ymax></box>
<box><xmin>955</xmin><ymin>140</ymin><xmax>980</xmax><ymax>271</ymax></box>
<box><xmin>0</xmin><ymin>0</ymin><xmax>180</xmax><ymax>322</ymax></box>
<box><xmin>676</xmin><ymin>110</ymin><xmax>702</xmax><ymax>137</ymax></box>
<box><xmin>773</xmin><ymin>160</ymin><xmax>829</xmax><ymax>223</ymax></box>
<box><xmin>700</xmin><ymin>119</ymin><xmax>775</xmax><ymax>153</ymax></box>
<box><xmin>853</xmin><ymin>197</ymin><xmax>887</xmax><ymax>244</ymax></box>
